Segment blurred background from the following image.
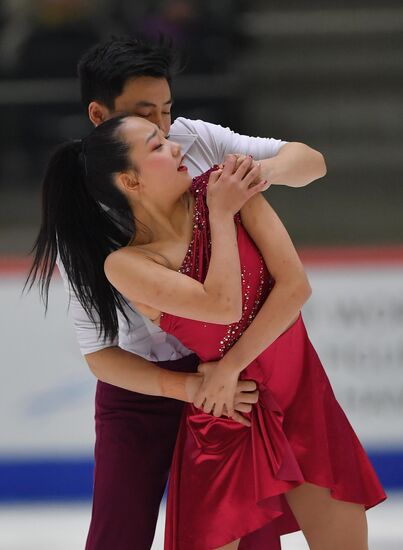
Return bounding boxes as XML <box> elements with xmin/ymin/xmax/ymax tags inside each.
<box><xmin>0</xmin><ymin>0</ymin><xmax>402</xmax><ymax>548</ymax></box>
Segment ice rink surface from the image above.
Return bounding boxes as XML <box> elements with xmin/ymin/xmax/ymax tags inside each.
<box><xmin>0</xmin><ymin>492</ymin><xmax>402</xmax><ymax>550</ymax></box>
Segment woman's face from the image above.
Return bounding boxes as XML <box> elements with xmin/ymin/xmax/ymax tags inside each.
<box><xmin>120</xmin><ymin>116</ymin><xmax>191</xmax><ymax>202</ymax></box>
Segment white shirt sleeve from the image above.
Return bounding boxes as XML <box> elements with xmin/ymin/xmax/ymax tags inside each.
<box><xmin>174</xmin><ymin>117</ymin><xmax>288</xmax><ymax>164</ymax></box>
<box><xmin>56</xmin><ymin>258</ymin><xmax>118</xmax><ymax>356</ymax></box>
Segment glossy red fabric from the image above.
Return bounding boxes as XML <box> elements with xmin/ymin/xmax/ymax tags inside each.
<box><xmin>160</xmin><ymin>168</ymin><xmax>386</xmax><ymax>549</ymax></box>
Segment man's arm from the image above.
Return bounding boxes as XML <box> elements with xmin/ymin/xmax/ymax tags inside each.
<box><xmin>86</xmin><ymin>346</ymin><xmax>257</xmax><ymax>426</ymax></box>
<box><xmin>259</xmin><ymin>142</ymin><xmax>326</xmax><ymax>188</ymax></box>
<box><xmin>182</xmin><ymin>118</ymin><xmax>326</xmax><ymax>188</ymax></box>
<box><xmin>56</xmin><ymin>259</ymin><xmax>258</xmax><ymax>424</ymax></box>
<box><xmin>57</xmin><ymin>257</ymin><xmax>201</xmax><ymax>399</ymax></box>
<box><xmin>85</xmin><ymin>346</ymin><xmax>197</xmax><ymax>401</ymax></box>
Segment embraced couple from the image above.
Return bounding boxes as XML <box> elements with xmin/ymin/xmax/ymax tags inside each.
<box><xmin>28</xmin><ymin>36</ymin><xmax>385</xmax><ymax>549</ymax></box>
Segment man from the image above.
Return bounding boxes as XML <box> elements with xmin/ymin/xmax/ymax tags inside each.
<box><xmin>61</xmin><ymin>36</ymin><xmax>326</xmax><ymax>549</ymax></box>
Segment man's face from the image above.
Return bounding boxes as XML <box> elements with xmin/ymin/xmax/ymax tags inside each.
<box><xmin>108</xmin><ymin>76</ymin><xmax>172</xmax><ymax>137</ymax></box>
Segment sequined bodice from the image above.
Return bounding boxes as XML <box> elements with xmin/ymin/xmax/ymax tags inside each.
<box><xmin>160</xmin><ymin>167</ymin><xmax>275</xmax><ymax>362</ymax></box>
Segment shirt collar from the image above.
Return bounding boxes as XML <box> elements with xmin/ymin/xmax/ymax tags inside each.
<box><xmin>168</xmin><ymin>132</ymin><xmax>198</xmax><ymax>156</ymax></box>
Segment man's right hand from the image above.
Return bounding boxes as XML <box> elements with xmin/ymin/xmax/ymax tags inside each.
<box><xmin>185</xmin><ymin>363</ymin><xmax>259</xmax><ymax>427</ymax></box>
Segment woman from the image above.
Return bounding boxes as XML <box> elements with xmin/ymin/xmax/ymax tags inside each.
<box><xmin>29</xmin><ymin>115</ymin><xmax>385</xmax><ymax>549</ymax></box>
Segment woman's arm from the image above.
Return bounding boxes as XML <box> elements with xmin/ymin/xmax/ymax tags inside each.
<box><xmin>193</xmin><ymin>193</ymin><xmax>311</xmax><ymax>416</ymax></box>
<box><xmin>219</xmin><ymin>193</ymin><xmax>311</xmax><ymax>372</ymax></box>
<box><xmin>105</xmin><ymin>213</ymin><xmax>241</xmax><ymax>325</ymax></box>
<box><xmin>105</xmin><ymin>158</ymin><xmax>266</xmax><ymax>325</ymax></box>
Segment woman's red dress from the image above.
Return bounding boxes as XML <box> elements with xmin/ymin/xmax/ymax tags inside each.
<box><xmin>160</xmin><ymin>168</ymin><xmax>386</xmax><ymax>549</ymax></box>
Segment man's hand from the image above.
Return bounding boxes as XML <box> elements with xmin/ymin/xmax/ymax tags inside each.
<box><xmin>194</xmin><ymin>361</ymin><xmax>259</xmax><ymax>427</ymax></box>
<box><xmin>193</xmin><ymin>361</ymin><xmax>238</xmax><ymax>416</ymax></box>
<box><xmin>219</xmin><ymin>154</ymin><xmax>271</xmax><ymax>192</ymax></box>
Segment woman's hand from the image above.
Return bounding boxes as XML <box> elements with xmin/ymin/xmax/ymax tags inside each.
<box><xmin>232</xmin><ymin>154</ymin><xmax>271</xmax><ymax>190</ymax></box>
<box><xmin>193</xmin><ymin>360</ymin><xmax>241</xmax><ymax>422</ymax></box>
<box><xmin>207</xmin><ymin>154</ymin><xmax>268</xmax><ymax>217</ymax></box>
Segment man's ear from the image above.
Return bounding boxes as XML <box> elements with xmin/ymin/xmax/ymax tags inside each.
<box><xmin>88</xmin><ymin>101</ymin><xmax>111</xmax><ymax>127</ymax></box>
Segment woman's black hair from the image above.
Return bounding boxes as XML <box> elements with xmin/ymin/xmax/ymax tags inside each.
<box><xmin>25</xmin><ymin>115</ymin><xmax>135</xmax><ymax>341</ymax></box>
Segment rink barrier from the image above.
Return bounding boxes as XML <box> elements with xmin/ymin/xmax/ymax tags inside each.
<box><xmin>2</xmin><ymin>247</ymin><xmax>403</xmax><ymax>501</ymax></box>
<box><xmin>2</xmin><ymin>245</ymin><xmax>403</xmax><ymax>275</ymax></box>
<box><xmin>0</xmin><ymin>450</ymin><xmax>402</xmax><ymax>502</ymax></box>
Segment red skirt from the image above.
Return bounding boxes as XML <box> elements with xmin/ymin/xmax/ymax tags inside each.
<box><xmin>164</xmin><ymin>316</ymin><xmax>386</xmax><ymax>549</ymax></box>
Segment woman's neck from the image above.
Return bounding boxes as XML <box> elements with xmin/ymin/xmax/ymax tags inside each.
<box><xmin>130</xmin><ymin>192</ymin><xmax>193</xmax><ymax>246</ymax></box>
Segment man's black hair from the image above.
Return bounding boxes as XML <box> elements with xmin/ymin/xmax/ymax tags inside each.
<box><xmin>78</xmin><ymin>35</ymin><xmax>180</xmax><ymax>111</ymax></box>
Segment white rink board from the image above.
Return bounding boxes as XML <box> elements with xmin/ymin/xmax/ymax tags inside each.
<box><xmin>0</xmin><ymin>261</ymin><xmax>402</xmax><ymax>457</ymax></box>
<box><xmin>302</xmin><ymin>265</ymin><xmax>403</xmax><ymax>448</ymax></box>
<box><xmin>0</xmin><ymin>274</ymin><xmax>95</xmax><ymax>457</ymax></box>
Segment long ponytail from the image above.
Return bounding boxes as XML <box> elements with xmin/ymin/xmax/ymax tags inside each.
<box><xmin>25</xmin><ymin>116</ymin><xmax>135</xmax><ymax>341</ymax></box>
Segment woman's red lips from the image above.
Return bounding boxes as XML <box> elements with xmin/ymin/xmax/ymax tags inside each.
<box><xmin>178</xmin><ymin>165</ymin><xmax>188</xmax><ymax>172</ymax></box>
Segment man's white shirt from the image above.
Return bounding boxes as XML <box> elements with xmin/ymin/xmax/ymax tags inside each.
<box><xmin>57</xmin><ymin>117</ymin><xmax>288</xmax><ymax>360</ymax></box>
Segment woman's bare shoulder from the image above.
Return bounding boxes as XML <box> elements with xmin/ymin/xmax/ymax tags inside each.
<box><xmin>106</xmin><ymin>244</ymin><xmax>169</xmax><ymax>270</ymax></box>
